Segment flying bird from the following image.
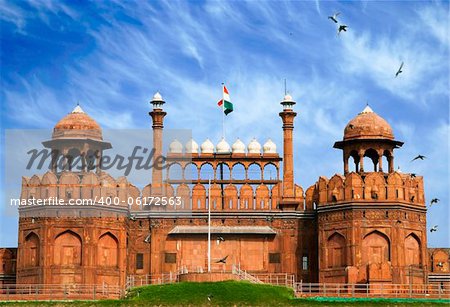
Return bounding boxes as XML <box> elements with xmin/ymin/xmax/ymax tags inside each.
<box><xmin>437</xmin><ymin>262</ymin><xmax>444</xmax><ymax>268</ymax></box>
<box><xmin>411</xmin><ymin>155</ymin><xmax>426</xmax><ymax>162</ymax></box>
<box><xmin>396</xmin><ymin>220</ymin><xmax>402</xmax><ymax>224</ymax></box>
<box><xmin>328</xmin><ymin>12</ymin><xmax>340</xmax><ymax>23</ymax></box>
<box><xmin>395</xmin><ymin>62</ymin><xmax>404</xmax><ymax>77</ymax></box>
<box><xmin>430</xmin><ymin>225</ymin><xmax>438</xmax><ymax>232</ymax></box>
<box><xmin>216</xmin><ymin>255</ymin><xmax>229</xmax><ymax>264</ymax></box>
<box><xmin>410</xmin><ymin>173</ymin><xmax>416</xmax><ymax>178</ymax></box>
<box><xmin>430</xmin><ymin>198</ymin><xmax>440</xmax><ymax>206</ymax></box>
<box><xmin>338</xmin><ymin>25</ymin><xmax>348</xmax><ymax>35</ymax></box>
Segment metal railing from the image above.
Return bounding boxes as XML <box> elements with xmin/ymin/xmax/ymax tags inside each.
<box><xmin>0</xmin><ymin>283</ymin><xmax>122</xmax><ymax>301</ymax></box>
<box><xmin>295</xmin><ymin>282</ymin><xmax>450</xmax><ymax>299</ymax></box>
<box><xmin>126</xmin><ymin>273</ymin><xmax>178</xmax><ymax>289</ymax></box>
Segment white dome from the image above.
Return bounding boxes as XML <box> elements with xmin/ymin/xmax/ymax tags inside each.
<box><xmin>201</xmin><ymin>138</ymin><xmax>214</xmax><ymax>153</ymax></box>
<box><xmin>216</xmin><ymin>138</ymin><xmax>231</xmax><ymax>153</ymax></box>
<box><xmin>232</xmin><ymin>138</ymin><xmax>245</xmax><ymax>153</ymax></box>
<box><xmin>283</xmin><ymin>94</ymin><xmax>293</xmax><ymax>102</ymax></box>
<box><xmin>263</xmin><ymin>139</ymin><xmax>276</xmax><ymax>154</ymax></box>
<box><xmin>185</xmin><ymin>138</ymin><xmax>199</xmax><ymax>154</ymax></box>
<box><xmin>169</xmin><ymin>139</ymin><xmax>183</xmax><ymax>153</ymax></box>
<box><xmin>248</xmin><ymin>138</ymin><xmax>261</xmax><ymax>154</ymax></box>
<box><xmin>152</xmin><ymin>92</ymin><xmax>163</xmax><ymax>102</ymax></box>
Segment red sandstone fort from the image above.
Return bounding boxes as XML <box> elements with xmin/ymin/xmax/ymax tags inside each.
<box><xmin>0</xmin><ymin>93</ymin><xmax>448</xmax><ymax>295</ymax></box>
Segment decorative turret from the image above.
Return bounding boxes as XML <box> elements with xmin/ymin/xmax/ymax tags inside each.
<box><xmin>42</xmin><ymin>105</ymin><xmax>111</xmax><ymax>173</ymax></box>
<box><xmin>334</xmin><ymin>105</ymin><xmax>403</xmax><ymax>174</ymax></box>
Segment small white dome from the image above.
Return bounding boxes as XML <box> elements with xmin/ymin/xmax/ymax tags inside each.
<box><xmin>185</xmin><ymin>138</ymin><xmax>199</xmax><ymax>154</ymax></box>
<box><xmin>283</xmin><ymin>94</ymin><xmax>293</xmax><ymax>102</ymax></box>
<box><xmin>216</xmin><ymin>138</ymin><xmax>231</xmax><ymax>153</ymax></box>
<box><xmin>152</xmin><ymin>92</ymin><xmax>163</xmax><ymax>102</ymax></box>
<box><xmin>232</xmin><ymin>138</ymin><xmax>245</xmax><ymax>153</ymax></box>
<box><xmin>248</xmin><ymin>138</ymin><xmax>261</xmax><ymax>154</ymax></box>
<box><xmin>201</xmin><ymin>138</ymin><xmax>214</xmax><ymax>153</ymax></box>
<box><xmin>263</xmin><ymin>139</ymin><xmax>276</xmax><ymax>154</ymax></box>
<box><xmin>169</xmin><ymin>139</ymin><xmax>183</xmax><ymax>153</ymax></box>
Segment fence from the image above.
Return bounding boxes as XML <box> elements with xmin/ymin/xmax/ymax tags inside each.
<box><xmin>295</xmin><ymin>282</ymin><xmax>450</xmax><ymax>299</ymax></box>
<box><xmin>126</xmin><ymin>272</ymin><xmax>178</xmax><ymax>289</ymax></box>
<box><xmin>0</xmin><ymin>284</ymin><xmax>122</xmax><ymax>301</ymax></box>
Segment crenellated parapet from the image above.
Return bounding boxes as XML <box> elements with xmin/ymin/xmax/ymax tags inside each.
<box><xmin>306</xmin><ymin>171</ymin><xmax>425</xmax><ymax>208</ymax></box>
<box><xmin>20</xmin><ymin>171</ymin><xmax>140</xmax><ymax>209</ymax></box>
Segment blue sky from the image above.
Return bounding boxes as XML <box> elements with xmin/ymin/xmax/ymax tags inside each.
<box><xmin>0</xmin><ymin>0</ymin><xmax>449</xmax><ymax>247</ymax></box>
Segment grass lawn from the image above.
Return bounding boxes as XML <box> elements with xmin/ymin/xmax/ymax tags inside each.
<box><xmin>1</xmin><ymin>281</ymin><xmax>449</xmax><ymax>306</ymax></box>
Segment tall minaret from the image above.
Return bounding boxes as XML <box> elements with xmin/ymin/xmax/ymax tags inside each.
<box><xmin>149</xmin><ymin>92</ymin><xmax>167</xmax><ymax>196</ymax></box>
<box><xmin>278</xmin><ymin>94</ymin><xmax>298</xmax><ymax>210</ymax></box>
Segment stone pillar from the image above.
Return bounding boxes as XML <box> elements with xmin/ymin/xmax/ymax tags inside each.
<box><xmin>149</xmin><ymin>93</ymin><xmax>167</xmax><ymax>196</ymax></box>
<box><xmin>359</xmin><ymin>151</ymin><xmax>364</xmax><ymax>173</ymax></box>
<box><xmin>378</xmin><ymin>155</ymin><xmax>383</xmax><ymax>172</ymax></box>
<box><xmin>343</xmin><ymin>152</ymin><xmax>349</xmax><ymax>175</ymax></box>
<box><xmin>279</xmin><ymin>109</ymin><xmax>297</xmax><ymax>198</ymax></box>
<box><xmin>389</xmin><ymin>155</ymin><xmax>394</xmax><ymax>173</ymax></box>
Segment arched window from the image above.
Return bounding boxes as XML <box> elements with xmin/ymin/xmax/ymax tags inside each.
<box><xmin>54</xmin><ymin>230</ymin><xmax>82</xmax><ymax>266</ymax></box>
<box><xmin>217</xmin><ymin>163</ymin><xmax>231</xmax><ymax>181</ymax></box>
<box><xmin>184</xmin><ymin>163</ymin><xmax>198</xmax><ymax>182</ymax></box>
<box><xmin>327</xmin><ymin>233</ymin><xmax>346</xmax><ymax>268</ymax></box>
<box><xmin>263</xmin><ymin>163</ymin><xmax>277</xmax><ymax>180</ymax></box>
<box><xmin>200</xmin><ymin>163</ymin><xmax>214</xmax><ymax>180</ymax></box>
<box><xmin>247</xmin><ymin>163</ymin><xmax>262</xmax><ymax>180</ymax></box>
<box><xmin>363</xmin><ymin>149</ymin><xmax>379</xmax><ymax>172</ymax></box>
<box><xmin>232</xmin><ymin>163</ymin><xmax>246</xmax><ymax>180</ymax></box>
<box><xmin>168</xmin><ymin>163</ymin><xmax>183</xmax><ymax>180</ymax></box>
<box><xmin>98</xmin><ymin>232</ymin><xmax>119</xmax><ymax>267</ymax></box>
<box><xmin>362</xmin><ymin>231</ymin><xmax>390</xmax><ymax>264</ymax></box>
<box><xmin>348</xmin><ymin>150</ymin><xmax>359</xmax><ymax>172</ymax></box>
<box><xmin>405</xmin><ymin>234</ymin><xmax>421</xmax><ymax>266</ymax></box>
<box><xmin>24</xmin><ymin>232</ymin><xmax>39</xmax><ymax>267</ymax></box>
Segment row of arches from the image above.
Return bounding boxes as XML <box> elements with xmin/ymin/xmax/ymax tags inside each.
<box><xmin>167</xmin><ymin>162</ymin><xmax>279</xmax><ymax>181</ymax></box>
<box><xmin>345</xmin><ymin>148</ymin><xmax>394</xmax><ymax>173</ymax></box>
<box><xmin>22</xmin><ymin>230</ymin><xmax>119</xmax><ymax>268</ymax></box>
<box><xmin>306</xmin><ymin>171</ymin><xmax>423</xmax><ymax>206</ymax></box>
<box><xmin>141</xmin><ymin>183</ymin><xmax>305</xmax><ymax>211</ymax></box>
<box><xmin>326</xmin><ymin>231</ymin><xmax>421</xmax><ymax>268</ymax></box>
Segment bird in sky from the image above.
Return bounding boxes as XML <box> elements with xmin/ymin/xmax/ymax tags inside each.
<box><xmin>328</xmin><ymin>12</ymin><xmax>340</xmax><ymax>23</ymax></box>
<box><xmin>395</xmin><ymin>62</ymin><xmax>404</xmax><ymax>77</ymax></box>
<box><xmin>410</xmin><ymin>173</ymin><xmax>416</xmax><ymax>178</ymax></box>
<box><xmin>411</xmin><ymin>155</ymin><xmax>426</xmax><ymax>162</ymax></box>
<box><xmin>430</xmin><ymin>225</ymin><xmax>438</xmax><ymax>232</ymax></box>
<box><xmin>338</xmin><ymin>25</ymin><xmax>348</xmax><ymax>35</ymax></box>
<box><xmin>216</xmin><ymin>255</ymin><xmax>229</xmax><ymax>264</ymax></box>
<box><xmin>430</xmin><ymin>198</ymin><xmax>440</xmax><ymax>206</ymax></box>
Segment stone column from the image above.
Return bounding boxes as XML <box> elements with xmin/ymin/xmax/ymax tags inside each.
<box><xmin>149</xmin><ymin>108</ymin><xmax>167</xmax><ymax>196</ymax></box>
<box><xmin>279</xmin><ymin>109</ymin><xmax>297</xmax><ymax>199</ymax></box>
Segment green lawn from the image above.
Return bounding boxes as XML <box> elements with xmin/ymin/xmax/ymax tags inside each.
<box><xmin>1</xmin><ymin>281</ymin><xmax>449</xmax><ymax>306</ymax></box>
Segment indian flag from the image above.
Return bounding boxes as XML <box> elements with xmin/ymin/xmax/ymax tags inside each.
<box><xmin>217</xmin><ymin>85</ymin><xmax>233</xmax><ymax>115</ymax></box>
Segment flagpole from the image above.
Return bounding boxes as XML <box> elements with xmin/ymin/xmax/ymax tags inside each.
<box><xmin>207</xmin><ymin>177</ymin><xmax>211</xmax><ymax>273</ymax></box>
<box><xmin>221</xmin><ymin>83</ymin><xmax>225</xmax><ymax>140</ymax></box>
